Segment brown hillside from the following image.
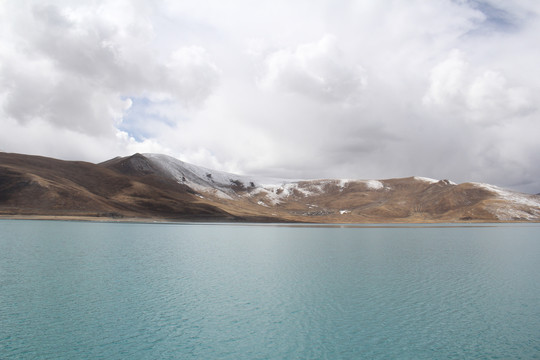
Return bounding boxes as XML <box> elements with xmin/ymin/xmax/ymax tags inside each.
<box><xmin>1</xmin><ymin>152</ymin><xmax>539</xmax><ymax>223</ymax></box>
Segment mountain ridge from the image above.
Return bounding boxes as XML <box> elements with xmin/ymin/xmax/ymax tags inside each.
<box><xmin>1</xmin><ymin>152</ymin><xmax>539</xmax><ymax>223</ymax></box>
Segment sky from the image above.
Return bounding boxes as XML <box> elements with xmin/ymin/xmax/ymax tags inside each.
<box><xmin>1</xmin><ymin>0</ymin><xmax>539</xmax><ymax>193</ymax></box>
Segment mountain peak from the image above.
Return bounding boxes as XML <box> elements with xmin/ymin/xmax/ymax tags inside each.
<box><xmin>100</xmin><ymin>153</ymin><xmax>156</xmax><ymax>176</ymax></box>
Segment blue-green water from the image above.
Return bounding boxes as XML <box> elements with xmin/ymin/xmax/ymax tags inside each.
<box><xmin>1</xmin><ymin>220</ymin><xmax>539</xmax><ymax>359</ymax></box>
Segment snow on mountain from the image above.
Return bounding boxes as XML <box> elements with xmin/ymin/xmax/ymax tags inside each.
<box><xmin>471</xmin><ymin>183</ymin><xmax>540</xmax><ymax>207</ymax></box>
<box><xmin>413</xmin><ymin>176</ymin><xmax>439</xmax><ymax>184</ymax></box>
<box><xmin>144</xmin><ymin>154</ymin><xmax>390</xmax><ymax>203</ymax></box>
<box><xmin>470</xmin><ymin>182</ymin><xmax>540</xmax><ymax>220</ymax></box>
<box><xmin>141</xmin><ymin>153</ymin><xmax>540</xmax><ymax>221</ymax></box>
<box><xmin>363</xmin><ymin>180</ymin><xmax>384</xmax><ymax>190</ymax></box>
<box><xmin>144</xmin><ymin>153</ymin><xmax>292</xmax><ymax>194</ymax></box>
<box><xmin>143</xmin><ymin>153</ymin><xmax>451</xmax><ymax>202</ymax></box>
<box><xmin>3</xmin><ymin>152</ymin><xmax>539</xmax><ymax>223</ymax></box>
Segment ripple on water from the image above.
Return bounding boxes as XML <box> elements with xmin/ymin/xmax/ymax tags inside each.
<box><xmin>0</xmin><ymin>221</ymin><xmax>539</xmax><ymax>359</ymax></box>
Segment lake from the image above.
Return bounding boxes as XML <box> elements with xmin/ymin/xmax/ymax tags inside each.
<box><xmin>1</xmin><ymin>220</ymin><xmax>539</xmax><ymax>359</ymax></box>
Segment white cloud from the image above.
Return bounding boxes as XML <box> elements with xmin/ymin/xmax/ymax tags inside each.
<box><xmin>423</xmin><ymin>49</ymin><xmax>536</xmax><ymax>125</ymax></box>
<box><xmin>422</xmin><ymin>50</ymin><xmax>469</xmax><ymax>108</ymax></box>
<box><xmin>1</xmin><ymin>0</ymin><xmax>540</xmax><ymax>193</ymax></box>
<box><xmin>258</xmin><ymin>35</ymin><xmax>366</xmax><ymax>103</ymax></box>
<box><xmin>0</xmin><ymin>0</ymin><xmax>220</xmax><ymax>138</ymax></box>
<box><xmin>164</xmin><ymin>46</ymin><xmax>220</xmax><ymax>105</ymax></box>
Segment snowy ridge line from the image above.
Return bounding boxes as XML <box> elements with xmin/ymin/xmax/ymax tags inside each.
<box><xmin>144</xmin><ymin>153</ymin><xmax>291</xmax><ymax>188</ymax></box>
<box><xmin>144</xmin><ymin>153</ymin><xmax>400</xmax><ymax>193</ymax></box>
<box><xmin>144</xmin><ymin>153</ymin><xmax>471</xmax><ymax>194</ymax></box>
<box><xmin>471</xmin><ymin>182</ymin><xmax>540</xmax><ymax>208</ymax></box>
<box><xmin>363</xmin><ymin>180</ymin><xmax>384</xmax><ymax>190</ymax></box>
<box><xmin>470</xmin><ymin>182</ymin><xmax>540</xmax><ymax>220</ymax></box>
<box><xmin>413</xmin><ymin>176</ymin><xmax>439</xmax><ymax>184</ymax></box>
<box><xmin>141</xmin><ymin>154</ymin><xmax>538</xmax><ymax>210</ymax></box>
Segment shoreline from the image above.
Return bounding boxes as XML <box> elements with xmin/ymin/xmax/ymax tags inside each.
<box><xmin>1</xmin><ymin>214</ymin><xmax>538</xmax><ymax>227</ymax></box>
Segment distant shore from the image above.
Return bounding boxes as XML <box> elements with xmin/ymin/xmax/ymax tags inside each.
<box><xmin>1</xmin><ymin>214</ymin><xmax>538</xmax><ymax>225</ymax></box>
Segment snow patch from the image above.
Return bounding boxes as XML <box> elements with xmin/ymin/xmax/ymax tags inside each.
<box><xmin>413</xmin><ymin>176</ymin><xmax>439</xmax><ymax>184</ymax></box>
<box><xmin>364</xmin><ymin>180</ymin><xmax>384</xmax><ymax>190</ymax></box>
<box><xmin>339</xmin><ymin>210</ymin><xmax>351</xmax><ymax>215</ymax></box>
<box><xmin>258</xmin><ymin>188</ymin><xmax>283</xmax><ymax>205</ymax></box>
<box><xmin>472</xmin><ymin>182</ymin><xmax>540</xmax><ymax>220</ymax></box>
<box><xmin>261</xmin><ymin>182</ymin><xmax>314</xmax><ymax>203</ymax></box>
<box><xmin>338</xmin><ymin>179</ymin><xmax>350</xmax><ymax>189</ymax></box>
<box><xmin>492</xmin><ymin>206</ymin><xmax>540</xmax><ymax>221</ymax></box>
<box><xmin>144</xmin><ymin>153</ymin><xmax>293</xmax><ymax>197</ymax></box>
<box><xmin>472</xmin><ymin>183</ymin><xmax>540</xmax><ymax>208</ymax></box>
<box><xmin>210</xmin><ymin>189</ymin><xmax>233</xmax><ymax>200</ymax></box>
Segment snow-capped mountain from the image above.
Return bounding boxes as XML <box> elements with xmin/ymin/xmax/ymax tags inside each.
<box><xmin>2</xmin><ymin>151</ymin><xmax>540</xmax><ymax>223</ymax></box>
<box><xmin>143</xmin><ymin>153</ymin><xmax>291</xmax><ymax>199</ymax></box>
<box><xmin>105</xmin><ymin>153</ymin><xmax>540</xmax><ymax>222</ymax></box>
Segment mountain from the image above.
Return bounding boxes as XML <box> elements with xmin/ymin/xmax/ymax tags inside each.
<box><xmin>1</xmin><ymin>152</ymin><xmax>539</xmax><ymax>223</ymax></box>
<box><xmin>0</xmin><ymin>152</ymin><xmax>237</xmax><ymax>221</ymax></box>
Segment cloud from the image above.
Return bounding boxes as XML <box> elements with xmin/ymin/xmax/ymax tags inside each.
<box><xmin>164</xmin><ymin>46</ymin><xmax>220</xmax><ymax>104</ymax></box>
<box><xmin>0</xmin><ymin>1</ymin><xmax>220</xmax><ymax>138</ymax></box>
<box><xmin>423</xmin><ymin>49</ymin><xmax>536</xmax><ymax>125</ymax></box>
<box><xmin>258</xmin><ymin>35</ymin><xmax>366</xmax><ymax>103</ymax></box>
<box><xmin>1</xmin><ymin>0</ymin><xmax>540</xmax><ymax>193</ymax></box>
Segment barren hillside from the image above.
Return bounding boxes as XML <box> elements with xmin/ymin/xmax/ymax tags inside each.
<box><xmin>1</xmin><ymin>152</ymin><xmax>539</xmax><ymax>223</ymax></box>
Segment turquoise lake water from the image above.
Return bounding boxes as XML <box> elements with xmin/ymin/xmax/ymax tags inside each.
<box><xmin>0</xmin><ymin>220</ymin><xmax>539</xmax><ymax>359</ymax></box>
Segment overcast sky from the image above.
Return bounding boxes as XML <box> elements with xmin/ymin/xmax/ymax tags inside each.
<box><xmin>1</xmin><ymin>0</ymin><xmax>539</xmax><ymax>193</ymax></box>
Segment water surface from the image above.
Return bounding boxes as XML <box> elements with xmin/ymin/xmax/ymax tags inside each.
<box><xmin>1</xmin><ymin>220</ymin><xmax>539</xmax><ymax>359</ymax></box>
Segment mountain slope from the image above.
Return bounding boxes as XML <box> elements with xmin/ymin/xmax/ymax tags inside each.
<box><xmin>2</xmin><ymin>152</ymin><xmax>540</xmax><ymax>222</ymax></box>
<box><xmin>108</xmin><ymin>153</ymin><xmax>540</xmax><ymax>222</ymax></box>
<box><xmin>137</xmin><ymin>154</ymin><xmax>540</xmax><ymax>222</ymax></box>
<box><xmin>0</xmin><ymin>152</ymin><xmax>239</xmax><ymax>221</ymax></box>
